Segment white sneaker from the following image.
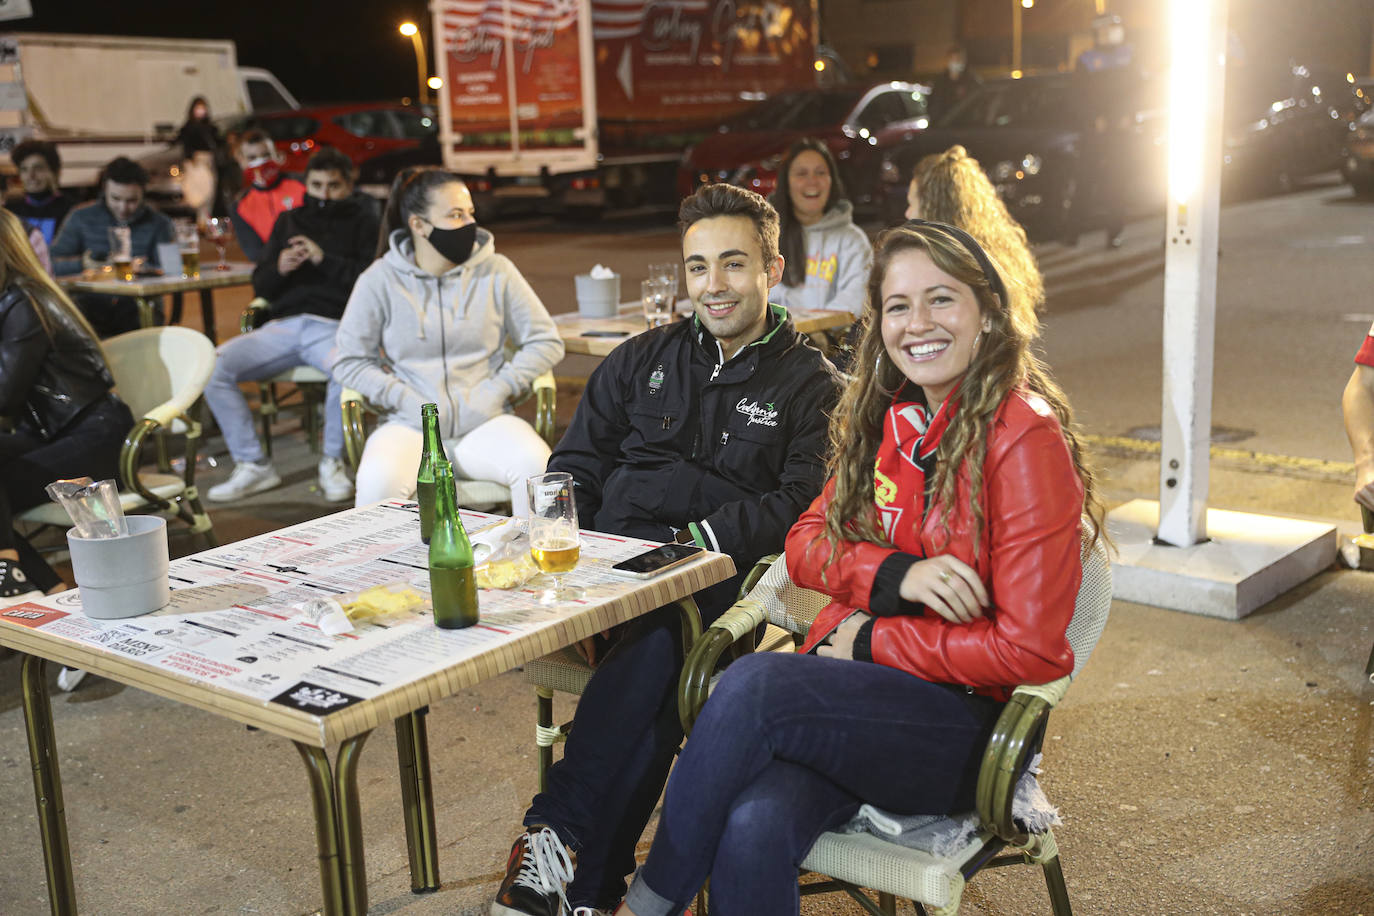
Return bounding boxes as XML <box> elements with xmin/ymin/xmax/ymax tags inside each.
<box><xmin>206</xmin><ymin>461</ymin><xmax>282</xmax><ymax>502</ymax></box>
<box><xmin>317</xmin><ymin>456</ymin><xmax>354</xmax><ymax>503</ymax></box>
<box><xmin>57</xmin><ymin>667</ymin><xmax>87</xmax><ymax>692</ymax></box>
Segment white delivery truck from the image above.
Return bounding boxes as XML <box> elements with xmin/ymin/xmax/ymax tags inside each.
<box><xmin>0</xmin><ymin>32</ymin><xmax>298</xmax><ymax>188</ymax></box>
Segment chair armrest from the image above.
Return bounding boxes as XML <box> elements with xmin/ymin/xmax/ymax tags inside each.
<box><xmin>677</xmin><ymin>595</ymin><xmax>769</xmax><ymax>735</ymax></box>
<box><xmin>532</xmin><ymin>371</ymin><xmax>557</xmax><ymax>447</ymax></box>
<box><xmin>119</xmin><ymin>417</ymin><xmax>173</xmax><ymax>509</ymax></box>
<box><xmin>738</xmin><ymin>553</ymin><xmax>778</xmax><ymax>598</ymax></box>
<box><xmin>239</xmin><ymin>298</ymin><xmax>270</xmax><ymax>335</ymax></box>
<box><xmin>341</xmin><ymin>387</ymin><xmax>367</xmax><ymax>472</ymax></box>
<box><xmin>974</xmin><ymin>676</ymin><xmax>1069</xmax><ymax>841</ymax></box>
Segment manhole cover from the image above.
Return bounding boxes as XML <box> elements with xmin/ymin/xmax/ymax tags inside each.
<box><xmin>1124</xmin><ymin>425</ymin><xmax>1254</xmax><ymax>444</ymax></box>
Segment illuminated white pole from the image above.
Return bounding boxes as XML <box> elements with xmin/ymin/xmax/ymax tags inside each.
<box><xmin>1158</xmin><ymin>0</ymin><xmax>1228</xmax><ymax>547</ymax></box>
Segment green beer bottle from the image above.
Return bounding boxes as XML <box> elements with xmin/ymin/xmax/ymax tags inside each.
<box><xmin>416</xmin><ymin>403</ymin><xmax>450</xmax><ymax>543</ymax></box>
<box><xmin>429</xmin><ymin>460</ymin><xmax>478</xmax><ymax>629</ymax></box>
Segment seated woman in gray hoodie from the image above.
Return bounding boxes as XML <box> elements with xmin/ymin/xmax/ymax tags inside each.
<box><xmin>766</xmin><ymin>138</ymin><xmax>873</xmax><ymax>317</ymax></box>
<box><xmin>333</xmin><ymin>167</ymin><xmax>564</xmax><ymax>515</ymax></box>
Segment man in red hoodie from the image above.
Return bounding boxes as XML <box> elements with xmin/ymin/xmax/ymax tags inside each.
<box><xmin>230</xmin><ymin>128</ymin><xmax>307</xmax><ymax>263</ymax></box>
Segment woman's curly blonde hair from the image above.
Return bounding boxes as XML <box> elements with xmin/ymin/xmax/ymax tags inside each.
<box><xmin>820</xmin><ymin>222</ymin><xmax>1102</xmax><ymax>563</ymax></box>
<box><xmin>911</xmin><ymin>145</ymin><xmax>1045</xmax><ymax>332</ymax></box>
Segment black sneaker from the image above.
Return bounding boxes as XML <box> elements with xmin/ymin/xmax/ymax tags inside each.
<box><xmin>0</xmin><ymin>559</ymin><xmax>41</xmax><ymax>606</ymax></box>
<box><xmin>491</xmin><ymin>826</ymin><xmax>574</xmax><ymax>916</ymax></box>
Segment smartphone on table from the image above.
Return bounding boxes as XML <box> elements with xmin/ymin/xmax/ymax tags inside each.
<box><xmin>610</xmin><ymin>543</ymin><xmax>705</xmax><ymax>579</ymax></box>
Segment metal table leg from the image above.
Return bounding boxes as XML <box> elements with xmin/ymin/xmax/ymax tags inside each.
<box><xmin>20</xmin><ymin>655</ymin><xmax>77</xmax><ymax>915</ymax></box>
<box><xmin>199</xmin><ymin>289</ymin><xmax>217</xmax><ymax>345</ymax></box>
<box><xmin>295</xmin><ymin>732</ymin><xmax>373</xmax><ymax>916</ymax></box>
<box><xmin>394</xmin><ymin>708</ymin><xmax>441</xmax><ymax>893</ymax></box>
<box><xmin>135</xmin><ymin>296</ymin><xmax>155</xmax><ymax>329</ymax></box>
<box><xmin>169</xmin><ymin>292</ymin><xmax>184</xmax><ymax>326</ymax></box>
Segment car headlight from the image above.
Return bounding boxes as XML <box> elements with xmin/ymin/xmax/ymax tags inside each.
<box><xmin>1020</xmin><ymin>154</ymin><xmax>1042</xmax><ymax>176</ymax></box>
<box><xmin>992</xmin><ymin>160</ymin><xmax>1015</xmax><ymax>181</ymax></box>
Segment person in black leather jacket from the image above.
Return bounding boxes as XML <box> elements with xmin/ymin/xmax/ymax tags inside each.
<box><xmin>0</xmin><ymin>208</ymin><xmax>133</xmax><ymax>603</ymax></box>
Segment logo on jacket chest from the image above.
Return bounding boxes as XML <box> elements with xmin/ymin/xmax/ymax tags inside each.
<box><xmin>648</xmin><ymin>364</ymin><xmax>664</xmax><ymax>395</ymax></box>
<box><xmin>735</xmin><ymin>398</ymin><xmax>778</xmax><ymax>427</ymax></box>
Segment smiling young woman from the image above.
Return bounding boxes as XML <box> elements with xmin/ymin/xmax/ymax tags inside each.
<box><xmin>768</xmin><ymin>138</ymin><xmax>872</xmax><ymax>318</ymax></box>
<box><xmin>610</xmin><ymin>220</ymin><xmax>1106</xmax><ymax>916</ymax></box>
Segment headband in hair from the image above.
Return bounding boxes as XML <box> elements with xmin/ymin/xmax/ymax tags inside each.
<box><xmin>900</xmin><ymin>218</ymin><xmax>1009</xmax><ymax>308</ymax></box>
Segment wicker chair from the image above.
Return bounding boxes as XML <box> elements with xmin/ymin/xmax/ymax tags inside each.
<box><xmin>17</xmin><ymin>327</ymin><xmax>218</xmax><ymax>547</ymax></box>
<box><xmin>677</xmin><ymin>526</ymin><xmax>1114</xmax><ymax>916</ymax></box>
<box><xmin>339</xmin><ymin>374</ymin><xmax>557</xmax><ymax>512</ymax></box>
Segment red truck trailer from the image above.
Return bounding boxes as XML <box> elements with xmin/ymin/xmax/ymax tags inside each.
<box><xmin>431</xmin><ymin>0</ymin><xmax>819</xmax><ymax>216</ymax></box>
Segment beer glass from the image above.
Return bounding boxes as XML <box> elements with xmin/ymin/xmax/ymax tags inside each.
<box><xmin>202</xmin><ymin>217</ymin><xmax>232</xmax><ymax>271</ymax></box>
<box><xmin>174</xmin><ymin>219</ymin><xmax>201</xmax><ymax>279</ymax></box>
<box><xmin>107</xmin><ymin>226</ymin><xmax>133</xmax><ymax>282</ymax></box>
<box><xmin>526</xmin><ymin>472</ymin><xmax>583</xmax><ymax>604</ymax></box>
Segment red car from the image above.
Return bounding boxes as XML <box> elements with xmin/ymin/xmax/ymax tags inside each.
<box><xmin>256</xmin><ymin>102</ymin><xmax>438</xmax><ymax>176</ymax></box>
<box><xmin>677</xmin><ymin>82</ymin><xmax>929</xmax><ymax>213</ymax></box>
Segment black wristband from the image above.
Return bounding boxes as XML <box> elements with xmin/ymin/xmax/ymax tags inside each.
<box><xmin>852</xmin><ymin>618</ymin><xmax>876</xmax><ymax>663</ymax></box>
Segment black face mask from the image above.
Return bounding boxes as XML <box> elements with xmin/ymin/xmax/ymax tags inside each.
<box><xmin>425</xmin><ymin>221</ymin><xmax>478</xmax><ymax>265</ymax></box>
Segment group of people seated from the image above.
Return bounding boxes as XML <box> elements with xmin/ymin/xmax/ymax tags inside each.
<box><xmin>0</xmin><ymin>126</ymin><xmax>1196</xmax><ymax>916</ymax></box>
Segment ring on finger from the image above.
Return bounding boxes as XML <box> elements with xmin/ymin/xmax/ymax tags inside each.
<box><xmin>939</xmin><ymin>570</ymin><xmax>951</xmax><ymax>584</ymax></box>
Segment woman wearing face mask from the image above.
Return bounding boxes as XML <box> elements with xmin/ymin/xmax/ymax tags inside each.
<box><xmin>333</xmin><ymin>167</ymin><xmax>564</xmax><ymax>515</ymax></box>
<box><xmin>612</xmin><ymin>221</ymin><xmax>1102</xmax><ymax>916</ymax></box>
<box><xmin>176</xmin><ymin>96</ymin><xmax>221</xmax><ymax>222</ymax></box>
<box><xmin>768</xmin><ymin>138</ymin><xmax>872</xmax><ymax>318</ymax></box>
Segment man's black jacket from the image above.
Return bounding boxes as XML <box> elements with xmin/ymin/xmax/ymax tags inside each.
<box><xmin>251</xmin><ymin>192</ymin><xmax>379</xmax><ymax>321</ymax></box>
<box><xmin>549</xmin><ymin>304</ymin><xmax>841</xmax><ymax>593</ymax></box>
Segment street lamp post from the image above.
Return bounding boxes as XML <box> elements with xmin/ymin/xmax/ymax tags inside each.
<box><xmin>1012</xmin><ymin>0</ymin><xmax>1032</xmax><ymax>76</ymax></box>
<box><xmin>400</xmin><ymin>21</ymin><xmax>430</xmax><ymax>106</ymax></box>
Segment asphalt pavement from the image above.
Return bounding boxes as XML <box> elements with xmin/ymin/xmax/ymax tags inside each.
<box><xmin>0</xmin><ymin>184</ymin><xmax>1370</xmax><ymax>915</ymax></box>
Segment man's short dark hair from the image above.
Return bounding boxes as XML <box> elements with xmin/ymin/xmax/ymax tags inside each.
<box><xmin>678</xmin><ymin>183</ymin><xmax>780</xmax><ymax>264</ymax></box>
<box><xmin>305</xmin><ymin>147</ymin><xmax>354</xmax><ymax>182</ymax></box>
<box><xmin>240</xmin><ymin>128</ymin><xmax>271</xmax><ymax>147</ymax></box>
<box><xmin>101</xmin><ymin>156</ymin><xmax>149</xmax><ymax>188</ymax></box>
<box><xmin>11</xmin><ymin>139</ymin><xmax>59</xmax><ymax>174</ymax></box>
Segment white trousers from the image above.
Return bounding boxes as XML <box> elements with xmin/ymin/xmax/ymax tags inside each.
<box><xmin>353</xmin><ymin>414</ymin><xmax>551</xmax><ymax>518</ymax></box>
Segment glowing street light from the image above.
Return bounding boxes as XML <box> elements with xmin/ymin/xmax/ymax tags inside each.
<box><xmin>1157</xmin><ymin>0</ymin><xmax>1229</xmax><ymax>546</ymax></box>
<box><xmin>399</xmin><ymin>21</ymin><xmax>431</xmax><ymax>105</ymax></box>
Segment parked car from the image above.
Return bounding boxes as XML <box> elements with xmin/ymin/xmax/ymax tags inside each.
<box><xmin>139</xmin><ymin>102</ymin><xmax>439</xmax><ymax>213</ymax></box>
<box><xmin>257</xmin><ymin>102</ymin><xmax>438</xmax><ymax>175</ymax></box>
<box><xmin>1341</xmin><ymin>105</ymin><xmax>1374</xmax><ymax>196</ymax></box>
<box><xmin>677</xmin><ymin>81</ymin><xmax>929</xmax><ymax>213</ymax></box>
<box><xmin>1220</xmin><ymin>62</ymin><xmax>1349</xmax><ymax>196</ymax></box>
<box><xmin>876</xmin><ymin>71</ymin><xmax>1166</xmax><ymax>239</ymax></box>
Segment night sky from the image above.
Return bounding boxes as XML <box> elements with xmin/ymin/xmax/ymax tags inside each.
<box><xmin>6</xmin><ymin>1</ymin><xmax>434</xmax><ymax>104</ymax></box>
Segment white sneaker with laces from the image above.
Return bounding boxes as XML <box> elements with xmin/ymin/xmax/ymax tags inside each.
<box><xmin>207</xmin><ymin>461</ymin><xmax>282</xmax><ymax>502</ymax></box>
<box><xmin>317</xmin><ymin>456</ymin><xmax>354</xmax><ymax>503</ymax></box>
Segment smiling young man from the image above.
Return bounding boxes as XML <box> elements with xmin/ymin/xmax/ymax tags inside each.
<box><xmin>491</xmin><ymin>183</ymin><xmax>841</xmax><ymax>916</ymax></box>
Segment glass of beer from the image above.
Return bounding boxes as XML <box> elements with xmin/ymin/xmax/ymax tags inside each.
<box><xmin>201</xmin><ymin>217</ymin><xmax>233</xmax><ymax>271</ymax></box>
<box><xmin>107</xmin><ymin>226</ymin><xmax>133</xmax><ymax>282</ymax></box>
<box><xmin>526</xmin><ymin>471</ymin><xmax>583</xmax><ymax>604</ymax></box>
<box><xmin>175</xmin><ymin>219</ymin><xmax>200</xmax><ymax>279</ymax></box>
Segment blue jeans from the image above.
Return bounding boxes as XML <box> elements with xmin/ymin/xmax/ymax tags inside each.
<box><xmin>203</xmin><ymin>314</ymin><xmax>343</xmax><ymax>464</ymax></box>
<box><xmin>625</xmin><ymin>652</ymin><xmax>1005</xmax><ymax>916</ymax></box>
<box><xmin>523</xmin><ymin>576</ymin><xmax>739</xmax><ymax>909</ymax></box>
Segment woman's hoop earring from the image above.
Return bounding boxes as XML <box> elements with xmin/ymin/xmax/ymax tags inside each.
<box><xmin>875</xmin><ymin>351</ymin><xmax>901</xmax><ymax>396</ymax></box>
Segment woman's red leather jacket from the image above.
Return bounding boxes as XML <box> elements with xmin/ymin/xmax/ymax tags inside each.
<box><xmin>786</xmin><ymin>391</ymin><xmax>1084</xmax><ymax>700</ymax></box>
